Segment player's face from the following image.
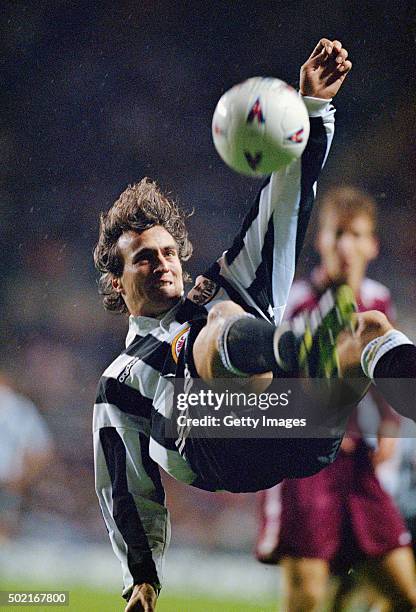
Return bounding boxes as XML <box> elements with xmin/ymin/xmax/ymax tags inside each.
<box><xmin>317</xmin><ymin>213</ymin><xmax>378</xmax><ymax>291</ymax></box>
<box><xmin>112</xmin><ymin>226</ymin><xmax>184</xmax><ymax>317</ymax></box>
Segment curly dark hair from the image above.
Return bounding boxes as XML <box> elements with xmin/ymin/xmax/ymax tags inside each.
<box><xmin>94</xmin><ymin>178</ymin><xmax>193</xmax><ymax>313</ymax></box>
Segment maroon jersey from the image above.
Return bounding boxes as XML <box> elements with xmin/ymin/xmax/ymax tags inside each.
<box><xmin>256</xmin><ymin>275</ymin><xmax>410</xmax><ymax>568</ymax></box>
<box><xmin>287</xmin><ymin>274</ymin><xmax>399</xmax><ymax>441</ymax></box>
<box><xmin>286</xmin><ymin>274</ymin><xmax>395</xmax><ymax>321</ymax></box>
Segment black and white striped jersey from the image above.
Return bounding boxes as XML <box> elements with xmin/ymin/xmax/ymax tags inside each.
<box><xmin>93</xmin><ymin>97</ymin><xmax>335</xmax><ymax>598</ymax></box>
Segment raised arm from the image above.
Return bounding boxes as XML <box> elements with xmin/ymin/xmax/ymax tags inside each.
<box><xmin>198</xmin><ymin>39</ymin><xmax>352</xmax><ymax>326</ymax></box>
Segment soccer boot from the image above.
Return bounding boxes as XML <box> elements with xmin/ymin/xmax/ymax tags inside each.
<box><xmin>275</xmin><ymin>284</ymin><xmax>357</xmax><ymax>378</ymax></box>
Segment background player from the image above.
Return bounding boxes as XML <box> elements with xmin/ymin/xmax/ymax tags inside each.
<box><xmin>256</xmin><ymin>186</ymin><xmax>416</xmax><ymax>611</ymax></box>
<box><xmin>0</xmin><ymin>371</ymin><xmax>54</xmax><ymax>540</ymax></box>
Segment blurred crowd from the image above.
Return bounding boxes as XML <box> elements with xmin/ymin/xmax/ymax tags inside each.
<box><xmin>1</xmin><ymin>1</ymin><xmax>415</xmax><ymax>555</ymax></box>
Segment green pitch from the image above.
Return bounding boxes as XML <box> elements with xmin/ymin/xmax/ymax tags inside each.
<box><xmin>158</xmin><ymin>594</ymin><xmax>277</xmax><ymax>611</ymax></box>
<box><xmin>0</xmin><ymin>583</ymin><xmax>278</xmax><ymax>611</ymax></box>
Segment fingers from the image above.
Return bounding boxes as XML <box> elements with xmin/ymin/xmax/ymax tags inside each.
<box><xmin>331</xmin><ymin>40</ymin><xmax>342</xmax><ymax>56</ymax></box>
<box><xmin>322</xmin><ymin>40</ymin><xmax>344</xmax><ymax>64</ymax></box>
<box><xmin>332</xmin><ymin>44</ymin><xmax>351</xmax><ymax>74</ymax></box>
<box><xmin>309</xmin><ymin>38</ymin><xmax>340</xmax><ymax>62</ymax></box>
<box><xmin>309</xmin><ymin>38</ymin><xmax>350</xmax><ymax>67</ymax></box>
<box><xmin>335</xmin><ymin>46</ymin><xmax>348</xmax><ymax>64</ymax></box>
<box><xmin>309</xmin><ymin>38</ymin><xmax>333</xmax><ymax>58</ymax></box>
<box><xmin>300</xmin><ymin>37</ymin><xmax>352</xmax><ymax>97</ymax></box>
<box><xmin>337</xmin><ymin>59</ymin><xmax>352</xmax><ymax>75</ymax></box>
<box><xmin>317</xmin><ymin>40</ymin><xmax>352</xmax><ymax>78</ymax></box>
<box><xmin>124</xmin><ymin>584</ymin><xmax>157</xmax><ymax>612</ymax></box>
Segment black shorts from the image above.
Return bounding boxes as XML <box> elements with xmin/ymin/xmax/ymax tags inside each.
<box><xmin>175</xmin><ymin>307</ymin><xmax>344</xmax><ymax>492</ymax></box>
<box><xmin>183</xmin><ymin>426</ymin><xmax>343</xmax><ymax>493</ymax></box>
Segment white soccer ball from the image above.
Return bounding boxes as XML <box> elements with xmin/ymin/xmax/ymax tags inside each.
<box><xmin>212</xmin><ymin>77</ymin><xmax>310</xmax><ymax>176</ymax></box>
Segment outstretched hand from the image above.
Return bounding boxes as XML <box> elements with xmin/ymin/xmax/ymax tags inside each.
<box><xmin>300</xmin><ymin>38</ymin><xmax>352</xmax><ymax>99</ymax></box>
<box><xmin>125</xmin><ymin>584</ymin><xmax>157</xmax><ymax>612</ymax></box>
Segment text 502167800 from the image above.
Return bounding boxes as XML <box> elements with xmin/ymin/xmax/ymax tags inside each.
<box><xmin>0</xmin><ymin>592</ymin><xmax>69</xmax><ymax>606</ymax></box>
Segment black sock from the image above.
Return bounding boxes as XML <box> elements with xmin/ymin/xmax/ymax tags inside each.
<box><xmin>374</xmin><ymin>344</ymin><xmax>416</xmax><ymax>379</ymax></box>
<box><xmin>374</xmin><ymin>344</ymin><xmax>416</xmax><ymax>420</ymax></box>
<box><xmin>224</xmin><ymin>318</ymin><xmax>294</xmax><ymax>376</ymax></box>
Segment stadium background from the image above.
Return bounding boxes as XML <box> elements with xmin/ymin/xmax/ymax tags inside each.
<box><xmin>1</xmin><ymin>2</ymin><xmax>415</xmax><ymax>610</ymax></box>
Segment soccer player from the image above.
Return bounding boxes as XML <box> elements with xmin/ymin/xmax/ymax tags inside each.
<box><xmin>93</xmin><ymin>38</ymin><xmax>355</xmax><ymax>611</ymax></box>
<box><xmin>256</xmin><ymin>187</ymin><xmax>416</xmax><ymax>611</ymax></box>
<box><xmin>0</xmin><ymin>372</ymin><xmax>54</xmax><ymax>539</ymax></box>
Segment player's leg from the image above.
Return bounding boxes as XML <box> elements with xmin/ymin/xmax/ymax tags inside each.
<box><xmin>281</xmin><ymin>556</ymin><xmax>330</xmax><ymax>612</ymax></box>
<box><xmin>193</xmin><ymin>284</ymin><xmax>357</xmax><ymax>383</ymax></box>
<box><xmin>364</xmin><ymin>547</ymin><xmax>416</xmax><ymax>611</ymax></box>
<box><xmin>186</xmin><ymin>288</ymin><xmax>355</xmax><ymax>492</ymax></box>
<box><xmin>257</xmin><ymin>471</ymin><xmax>342</xmax><ymax>610</ymax></box>
<box><xmin>333</xmin><ymin>574</ymin><xmax>391</xmax><ymax>612</ymax></box>
<box><xmin>339</xmin><ymin>310</ymin><xmax>416</xmax><ymax>419</ymax></box>
<box><xmin>337</xmin><ymin>310</ymin><xmax>393</xmax><ymax>376</ymax></box>
<box><xmin>340</xmin><ymin>309</ymin><xmax>415</xmax><ymax>379</ymax></box>
<box><xmin>191</xmin><ymin>299</ymin><xmax>274</xmax><ymax>383</ymax></box>
<box><xmin>331</xmin><ymin>572</ymin><xmax>364</xmax><ymax>612</ymax></box>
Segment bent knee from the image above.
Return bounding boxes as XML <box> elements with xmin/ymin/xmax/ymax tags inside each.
<box><xmin>362</xmin><ymin>309</ymin><xmax>390</xmax><ymax>328</ymax></box>
<box><xmin>193</xmin><ymin>301</ymin><xmax>272</xmax><ymax>383</ymax></box>
<box><xmin>356</xmin><ymin>310</ymin><xmax>393</xmax><ymax>347</ymax></box>
<box><xmin>206</xmin><ymin>300</ymin><xmax>246</xmax><ymax>325</ymax></box>
<box><xmin>193</xmin><ymin>301</ymin><xmax>246</xmax><ymax>380</ymax></box>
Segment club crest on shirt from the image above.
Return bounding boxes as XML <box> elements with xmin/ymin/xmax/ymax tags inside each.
<box><xmin>188</xmin><ymin>275</ymin><xmax>219</xmax><ymax>306</ymax></box>
<box><xmin>171</xmin><ymin>326</ymin><xmax>191</xmax><ymax>363</ymax></box>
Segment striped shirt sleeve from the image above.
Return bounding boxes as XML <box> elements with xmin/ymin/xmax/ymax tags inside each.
<box><xmin>93</xmin><ymin>375</ymin><xmax>170</xmax><ymax>599</ymax></box>
<box><xmin>214</xmin><ymin>98</ymin><xmax>335</xmax><ymax>325</ymax></box>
